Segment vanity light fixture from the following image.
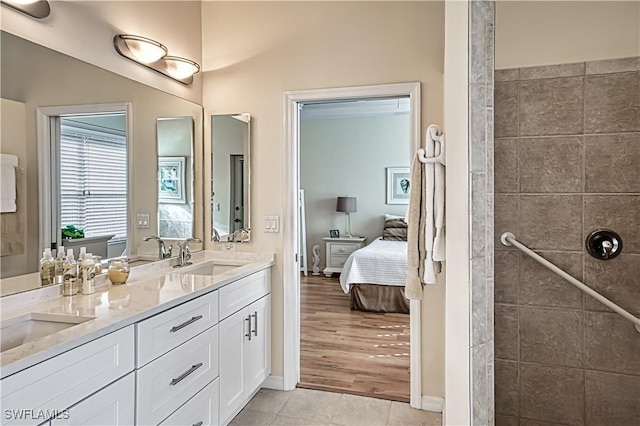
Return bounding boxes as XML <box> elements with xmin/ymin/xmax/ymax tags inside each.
<box><xmin>1</xmin><ymin>0</ymin><xmax>50</xmax><ymax>19</ymax></box>
<box><xmin>113</xmin><ymin>34</ymin><xmax>200</xmax><ymax>85</ymax></box>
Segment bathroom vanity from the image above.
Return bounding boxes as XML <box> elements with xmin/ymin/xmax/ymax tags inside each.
<box><xmin>0</xmin><ymin>252</ymin><xmax>273</xmax><ymax>426</ymax></box>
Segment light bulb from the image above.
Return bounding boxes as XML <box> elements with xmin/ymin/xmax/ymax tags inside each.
<box><xmin>164</xmin><ymin>57</ymin><xmax>200</xmax><ymax>80</ymax></box>
<box><xmin>121</xmin><ymin>35</ymin><xmax>167</xmax><ymax>64</ymax></box>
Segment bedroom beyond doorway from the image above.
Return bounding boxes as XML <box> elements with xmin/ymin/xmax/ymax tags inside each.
<box><xmin>299</xmin><ymin>273</ymin><xmax>410</xmax><ymax>402</ymax></box>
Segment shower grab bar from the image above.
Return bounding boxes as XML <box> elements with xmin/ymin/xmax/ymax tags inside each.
<box><xmin>500</xmin><ymin>232</ymin><xmax>640</xmax><ymax>334</ymax></box>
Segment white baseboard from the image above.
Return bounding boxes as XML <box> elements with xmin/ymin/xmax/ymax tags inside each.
<box><xmin>261</xmin><ymin>375</ymin><xmax>285</xmax><ymax>390</ymax></box>
<box><xmin>421</xmin><ymin>395</ymin><xmax>445</xmax><ymax>413</ymax></box>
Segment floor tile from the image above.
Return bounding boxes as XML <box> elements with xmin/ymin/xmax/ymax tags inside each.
<box><xmin>230</xmin><ymin>408</ymin><xmax>277</xmax><ymax>426</ymax></box>
<box><xmin>246</xmin><ymin>388</ymin><xmax>295</xmax><ymax>414</ymax></box>
<box><xmin>387</xmin><ymin>401</ymin><xmax>442</xmax><ymax>426</ymax></box>
<box><xmin>271</xmin><ymin>414</ymin><xmax>329</xmax><ymax>425</ymax></box>
<box><xmin>279</xmin><ymin>388</ymin><xmax>342</xmax><ymax>422</ymax></box>
<box><xmin>330</xmin><ymin>393</ymin><xmax>391</xmax><ymax>426</ymax></box>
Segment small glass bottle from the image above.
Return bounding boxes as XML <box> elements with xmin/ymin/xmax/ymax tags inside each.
<box><xmin>108</xmin><ymin>258</ymin><xmax>130</xmax><ymax>285</ymax></box>
<box><xmin>81</xmin><ymin>253</ymin><xmax>96</xmax><ymax>295</ymax></box>
<box><xmin>62</xmin><ymin>249</ymin><xmax>78</xmax><ymax>296</ymax></box>
<box><xmin>93</xmin><ymin>255</ymin><xmax>103</xmax><ymax>274</ymax></box>
<box><xmin>54</xmin><ymin>245</ymin><xmax>65</xmax><ymax>285</ymax></box>
<box><xmin>40</xmin><ymin>248</ymin><xmax>55</xmax><ymax>286</ymax></box>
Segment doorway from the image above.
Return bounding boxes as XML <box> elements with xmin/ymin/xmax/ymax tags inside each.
<box><xmin>282</xmin><ymin>82</ymin><xmax>423</xmax><ymax>408</ymax></box>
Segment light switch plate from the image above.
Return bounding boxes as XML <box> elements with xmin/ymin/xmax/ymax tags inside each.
<box><xmin>264</xmin><ymin>216</ymin><xmax>279</xmax><ymax>233</ymax></box>
<box><xmin>136</xmin><ymin>213</ymin><xmax>150</xmax><ymax>229</ymax></box>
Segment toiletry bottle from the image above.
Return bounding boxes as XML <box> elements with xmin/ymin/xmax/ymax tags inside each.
<box><xmin>78</xmin><ymin>247</ymin><xmax>87</xmax><ymax>262</ymax></box>
<box><xmin>54</xmin><ymin>245</ymin><xmax>65</xmax><ymax>285</ymax></box>
<box><xmin>39</xmin><ymin>248</ymin><xmax>55</xmax><ymax>286</ymax></box>
<box><xmin>62</xmin><ymin>249</ymin><xmax>78</xmax><ymax>296</ymax></box>
<box><xmin>81</xmin><ymin>253</ymin><xmax>96</xmax><ymax>295</ymax></box>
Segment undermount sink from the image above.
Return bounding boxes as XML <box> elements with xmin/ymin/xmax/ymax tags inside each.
<box><xmin>176</xmin><ymin>262</ymin><xmax>244</xmax><ymax>276</ymax></box>
<box><xmin>1</xmin><ymin>312</ymin><xmax>95</xmax><ymax>353</ymax></box>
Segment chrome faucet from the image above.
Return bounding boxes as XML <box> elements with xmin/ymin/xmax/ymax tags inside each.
<box><xmin>175</xmin><ymin>237</ymin><xmax>202</xmax><ymax>267</ymax></box>
<box><xmin>144</xmin><ymin>235</ymin><xmax>172</xmax><ymax>260</ymax></box>
<box><xmin>212</xmin><ymin>227</ymin><xmax>221</xmax><ymax>242</ymax></box>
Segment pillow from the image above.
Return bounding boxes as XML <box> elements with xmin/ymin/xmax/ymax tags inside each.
<box><xmin>382</xmin><ymin>217</ymin><xmax>407</xmax><ymax>241</ymax></box>
<box><xmin>385</xmin><ymin>213</ymin><xmax>405</xmax><ymax>221</ymax></box>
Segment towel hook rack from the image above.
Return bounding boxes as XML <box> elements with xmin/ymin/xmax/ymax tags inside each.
<box><xmin>418</xmin><ymin>125</ymin><xmax>445</xmax><ymax>166</ymax></box>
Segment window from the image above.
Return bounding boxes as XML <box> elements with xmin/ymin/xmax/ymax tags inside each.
<box><xmin>59</xmin><ymin>116</ymin><xmax>127</xmax><ymax>244</ymax></box>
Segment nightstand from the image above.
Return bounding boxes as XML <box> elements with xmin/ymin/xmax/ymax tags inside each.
<box><xmin>322</xmin><ymin>236</ymin><xmax>367</xmax><ymax>277</ymax></box>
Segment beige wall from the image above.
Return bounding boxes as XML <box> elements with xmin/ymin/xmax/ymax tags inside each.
<box><xmin>496</xmin><ymin>1</ymin><xmax>640</xmax><ymax>69</ymax></box>
<box><xmin>0</xmin><ymin>1</ymin><xmax>203</xmax><ymax>103</ymax></box>
<box><xmin>202</xmin><ymin>1</ymin><xmax>445</xmax><ymax>397</ymax></box>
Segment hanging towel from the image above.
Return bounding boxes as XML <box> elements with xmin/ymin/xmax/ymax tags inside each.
<box><xmin>0</xmin><ymin>154</ymin><xmax>18</xmax><ymax>213</ymax></box>
<box><xmin>432</xmin><ymin>132</ymin><xmax>446</xmax><ymax>262</ymax></box>
<box><xmin>405</xmin><ymin>152</ymin><xmax>426</xmax><ymax>300</ymax></box>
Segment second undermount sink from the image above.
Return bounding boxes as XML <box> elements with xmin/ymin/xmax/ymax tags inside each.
<box><xmin>1</xmin><ymin>312</ymin><xmax>95</xmax><ymax>353</ymax></box>
<box><xmin>176</xmin><ymin>262</ymin><xmax>244</xmax><ymax>276</ymax></box>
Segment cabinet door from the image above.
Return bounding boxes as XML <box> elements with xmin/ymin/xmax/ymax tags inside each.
<box><xmin>245</xmin><ymin>295</ymin><xmax>271</xmax><ymax>392</ymax></box>
<box><xmin>51</xmin><ymin>373</ymin><xmax>134</xmax><ymax>426</ymax></box>
<box><xmin>219</xmin><ymin>308</ymin><xmax>249</xmax><ymax>425</ymax></box>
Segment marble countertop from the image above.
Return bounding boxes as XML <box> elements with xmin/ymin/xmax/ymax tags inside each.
<box><xmin>0</xmin><ymin>250</ymin><xmax>274</xmax><ymax>379</ymax></box>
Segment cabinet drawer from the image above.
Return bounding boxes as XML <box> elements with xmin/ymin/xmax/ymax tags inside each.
<box><xmin>160</xmin><ymin>378</ymin><xmax>219</xmax><ymax>426</ymax></box>
<box><xmin>137</xmin><ymin>290</ymin><xmax>218</xmax><ymax>367</ymax></box>
<box><xmin>1</xmin><ymin>326</ymin><xmax>134</xmax><ymax>426</ymax></box>
<box><xmin>329</xmin><ymin>243</ymin><xmax>359</xmax><ymax>255</ymax></box>
<box><xmin>136</xmin><ymin>325</ymin><xmax>219</xmax><ymax>426</ymax></box>
<box><xmin>218</xmin><ymin>269</ymin><xmax>270</xmax><ymax>320</ymax></box>
<box><xmin>329</xmin><ymin>255</ymin><xmax>349</xmax><ymax>268</ymax></box>
<box><xmin>51</xmin><ymin>373</ymin><xmax>134</xmax><ymax>426</ymax></box>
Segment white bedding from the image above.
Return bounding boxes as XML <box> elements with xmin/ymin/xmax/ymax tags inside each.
<box><xmin>339</xmin><ymin>237</ymin><xmax>407</xmax><ymax>293</ymax></box>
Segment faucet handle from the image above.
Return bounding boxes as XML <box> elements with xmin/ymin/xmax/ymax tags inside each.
<box><xmin>163</xmin><ymin>245</ymin><xmax>173</xmax><ymax>258</ymax></box>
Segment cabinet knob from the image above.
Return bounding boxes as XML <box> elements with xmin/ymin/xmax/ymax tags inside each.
<box><xmin>339</xmin><ymin>248</ymin><xmax>345</xmax><ymax>252</ymax></box>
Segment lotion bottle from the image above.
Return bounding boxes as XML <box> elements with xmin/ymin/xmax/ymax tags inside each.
<box><xmin>81</xmin><ymin>253</ymin><xmax>96</xmax><ymax>295</ymax></box>
<box><xmin>62</xmin><ymin>249</ymin><xmax>78</xmax><ymax>296</ymax></box>
<box><xmin>39</xmin><ymin>248</ymin><xmax>55</xmax><ymax>286</ymax></box>
<box><xmin>54</xmin><ymin>245</ymin><xmax>65</xmax><ymax>285</ymax></box>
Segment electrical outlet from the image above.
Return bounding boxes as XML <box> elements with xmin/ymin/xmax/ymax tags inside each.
<box><xmin>136</xmin><ymin>213</ymin><xmax>150</xmax><ymax>229</ymax></box>
<box><xmin>224</xmin><ymin>242</ymin><xmax>236</xmax><ymax>251</ymax></box>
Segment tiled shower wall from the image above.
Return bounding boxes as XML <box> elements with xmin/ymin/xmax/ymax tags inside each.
<box><xmin>494</xmin><ymin>57</ymin><xmax>640</xmax><ymax>426</ymax></box>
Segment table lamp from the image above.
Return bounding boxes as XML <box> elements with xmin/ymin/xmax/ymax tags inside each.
<box><xmin>336</xmin><ymin>196</ymin><xmax>357</xmax><ymax>238</ymax></box>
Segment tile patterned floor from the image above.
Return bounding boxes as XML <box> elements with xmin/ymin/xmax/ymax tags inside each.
<box><xmin>230</xmin><ymin>388</ymin><xmax>442</xmax><ymax>426</ymax></box>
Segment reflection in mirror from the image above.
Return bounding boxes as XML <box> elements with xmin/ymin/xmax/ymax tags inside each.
<box><xmin>0</xmin><ymin>31</ymin><xmax>203</xmax><ymax>297</ymax></box>
<box><xmin>157</xmin><ymin>117</ymin><xmax>194</xmax><ymax>239</ymax></box>
<box><xmin>211</xmin><ymin>114</ymin><xmax>250</xmax><ymax>242</ymax></box>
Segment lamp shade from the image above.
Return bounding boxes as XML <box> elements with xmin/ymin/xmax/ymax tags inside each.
<box><xmin>336</xmin><ymin>196</ymin><xmax>357</xmax><ymax>213</ymax></box>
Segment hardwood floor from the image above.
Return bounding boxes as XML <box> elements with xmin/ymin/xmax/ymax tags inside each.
<box><xmin>299</xmin><ymin>273</ymin><xmax>410</xmax><ymax>402</ymax></box>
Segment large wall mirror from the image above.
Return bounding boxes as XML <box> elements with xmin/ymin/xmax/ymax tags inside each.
<box><xmin>0</xmin><ymin>31</ymin><xmax>204</xmax><ymax>296</ymax></box>
<box><xmin>211</xmin><ymin>114</ymin><xmax>251</xmax><ymax>242</ymax></box>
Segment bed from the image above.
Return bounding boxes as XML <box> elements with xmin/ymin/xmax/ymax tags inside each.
<box><xmin>339</xmin><ymin>236</ymin><xmax>409</xmax><ymax>314</ymax></box>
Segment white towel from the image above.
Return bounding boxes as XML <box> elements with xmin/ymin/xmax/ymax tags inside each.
<box><xmin>432</xmin><ymin>133</ymin><xmax>446</xmax><ymax>262</ymax></box>
<box><xmin>0</xmin><ymin>154</ymin><xmax>18</xmax><ymax>213</ymax></box>
<box><xmin>423</xmin><ymin>127</ymin><xmax>437</xmax><ymax>284</ymax></box>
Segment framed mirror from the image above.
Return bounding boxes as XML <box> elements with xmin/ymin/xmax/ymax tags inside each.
<box><xmin>211</xmin><ymin>114</ymin><xmax>251</xmax><ymax>242</ymax></box>
<box><xmin>0</xmin><ymin>31</ymin><xmax>204</xmax><ymax>296</ymax></box>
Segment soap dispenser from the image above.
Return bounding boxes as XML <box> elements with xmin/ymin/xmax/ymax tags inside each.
<box><xmin>54</xmin><ymin>245</ymin><xmax>65</xmax><ymax>285</ymax></box>
<box><xmin>81</xmin><ymin>253</ymin><xmax>96</xmax><ymax>295</ymax></box>
<box><xmin>40</xmin><ymin>248</ymin><xmax>55</xmax><ymax>286</ymax></box>
<box><xmin>62</xmin><ymin>249</ymin><xmax>78</xmax><ymax>296</ymax></box>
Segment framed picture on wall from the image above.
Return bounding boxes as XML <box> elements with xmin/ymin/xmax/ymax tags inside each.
<box><xmin>158</xmin><ymin>157</ymin><xmax>186</xmax><ymax>203</ymax></box>
<box><xmin>386</xmin><ymin>167</ymin><xmax>410</xmax><ymax>204</ymax></box>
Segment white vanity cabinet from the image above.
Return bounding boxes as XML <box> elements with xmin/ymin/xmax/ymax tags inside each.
<box><xmin>219</xmin><ymin>270</ymin><xmax>271</xmax><ymax>426</ymax></box>
<box><xmin>0</xmin><ymin>326</ymin><xmax>135</xmax><ymax>426</ymax></box>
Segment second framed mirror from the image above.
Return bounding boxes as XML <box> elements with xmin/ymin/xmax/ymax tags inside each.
<box><xmin>211</xmin><ymin>113</ymin><xmax>250</xmax><ymax>242</ymax></box>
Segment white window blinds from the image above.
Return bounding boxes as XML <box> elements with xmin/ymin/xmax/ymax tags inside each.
<box><xmin>59</xmin><ymin>121</ymin><xmax>127</xmax><ymax>244</ymax></box>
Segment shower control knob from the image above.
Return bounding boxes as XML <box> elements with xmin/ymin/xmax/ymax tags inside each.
<box><xmin>586</xmin><ymin>229</ymin><xmax>622</xmax><ymax>260</ymax></box>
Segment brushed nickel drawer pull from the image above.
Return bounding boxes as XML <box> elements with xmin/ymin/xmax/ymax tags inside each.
<box><xmin>193</xmin><ymin>422</ymin><xmax>203</xmax><ymax>426</ymax></box>
<box><xmin>170</xmin><ymin>315</ymin><xmax>203</xmax><ymax>333</ymax></box>
<box><xmin>170</xmin><ymin>362</ymin><xmax>203</xmax><ymax>386</ymax></box>
<box><xmin>252</xmin><ymin>311</ymin><xmax>258</xmax><ymax>337</ymax></box>
<box><xmin>245</xmin><ymin>316</ymin><xmax>252</xmax><ymax>341</ymax></box>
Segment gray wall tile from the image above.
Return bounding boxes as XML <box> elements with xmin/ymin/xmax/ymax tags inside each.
<box><xmin>519</xmin><ymin>195</ymin><xmax>583</xmax><ymax>251</ymax></box>
<box><xmin>519</xmin><ymin>62</ymin><xmax>585</xmax><ymax>80</ymax></box>
<box><xmin>584</xmin><ymin>311</ymin><xmax>640</xmax><ymax>376</ymax></box>
<box><xmin>495</xmin><ymin>360</ymin><xmax>519</xmax><ymax>416</ymax></box>
<box><xmin>585</xmin><ymin>371</ymin><xmax>640</xmax><ymax>426</ymax></box>
<box><xmin>520</xmin><ymin>364</ymin><xmax>585</xmax><ymax>426</ymax></box>
<box><xmin>495</xmin><ymin>82</ymin><xmax>519</xmax><ymax>138</ymax></box>
<box><xmin>495</xmin><ymin>139</ymin><xmax>519</xmax><ymax>193</ymax></box>
<box><xmin>495</xmin><ymin>415</ymin><xmax>519</xmax><ymax>426</ymax></box>
<box><xmin>472</xmin><ymin>257</ymin><xmax>488</xmax><ymax>347</ymax></box>
<box><xmin>519</xmin><ymin>137</ymin><xmax>583</xmax><ymax>193</ymax></box>
<box><xmin>495</xmin><ymin>250</ymin><xmax>519</xmax><ymax>304</ymax></box>
<box><xmin>583</xmin><ymin>254</ymin><xmax>640</xmax><ymax>315</ymax></box>
<box><xmin>586</xmin><ymin>57</ymin><xmax>640</xmax><ymax>74</ymax></box>
<box><xmin>520</xmin><ymin>307</ymin><xmax>583</xmax><ymax>368</ymax></box>
<box><xmin>495</xmin><ymin>304</ymin><xmax>518</xmax><ymax>360</ymax></box>
<box><xmin>495</xmin><ymin>195</ymin><xmax>518</xmax><ymax>251</ymax></box>
<box><xmin>471</xmin><ymin>173</ymin><xmax>488</xmax><ymax>258</ymax></box>
<box><xmin>495</xmin><ymin>68</ymin><xmax>519</xmax><ymax>83</ymax></box>
<box><xmin>520</xmin><ymin>419</ymin><xmax>572</xmax><ymax>426</ymax></box>
<box><xmin>584</xmin><ymin>72</ymin><xmax>640</xmax><ymax>133</ymax></box>
<box><xmin>584</xmin><ymin>195</ymin><xmax>640</xmax><ymax>254</ymax></box>
<box><xmin>585</xmin><ymin>133</ymin><xmax>640</xmax><ymax>193</ymax></box>
<box><xmin>519</xmin><ymin>252</ymin><xmax>583</xmax><ymax>309</ymax></box>
<box><xmin>471</xmin><ymin>343</ymin><xmax>489</xmax><ymax>426</ymax></box>
<box><xmin>470</xmin><ymin>84</ymin><xmax>488</xmax><ymax>172</ymax></box>
<box><xmin>519</xmin><ymin>77</ymin><xmax>584</xmax><ymax>136</ymax></box>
